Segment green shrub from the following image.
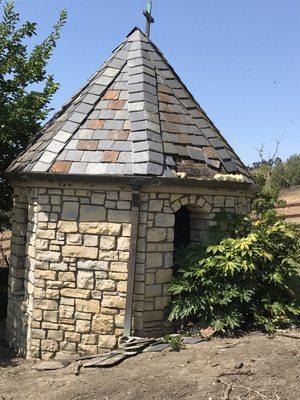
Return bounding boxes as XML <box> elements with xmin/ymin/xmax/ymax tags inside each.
<box><xmin>164</xmin><ymin>335</ymin><xmax>183</xmax><ymax>352</ymax></box>
<box><xmin>168</xmin><ymin>204</ymin><xmax>300</xmax><ymax>333</ymax></box>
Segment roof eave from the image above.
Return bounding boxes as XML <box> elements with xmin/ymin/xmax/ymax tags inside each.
<box><xmin>7</xmin><ymin>171</ymin><xmax>259</xmax><ymax>193</ymax></box>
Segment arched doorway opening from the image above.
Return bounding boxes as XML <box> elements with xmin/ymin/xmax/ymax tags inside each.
<box><xmin>173</xmin><ymin>206</ymin><xmax>190</xmax><ymax>271</ymax></box>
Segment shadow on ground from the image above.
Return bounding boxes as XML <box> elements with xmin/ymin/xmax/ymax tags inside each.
<box><xmin>0</xmin><ymin>319</ymin><xmax>18</xmax><ymax>368</ymax></box>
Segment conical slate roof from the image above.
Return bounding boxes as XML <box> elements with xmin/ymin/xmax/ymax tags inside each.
<box><xmin>8</xmin><ymin>27</ymin><xmax>253</xmax><ymax>183</ymax></box>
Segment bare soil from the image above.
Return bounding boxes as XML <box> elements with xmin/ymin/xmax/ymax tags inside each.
<box><xmin>0</xmin><ymin>330</ymin><xmax>299</xmax><ymax>400</ymax></box>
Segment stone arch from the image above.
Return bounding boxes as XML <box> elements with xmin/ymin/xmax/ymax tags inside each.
<box><xmin>170</xmin><ymin>194</ymin><xmax>212</xmax><ymax>214</ymax></box>
<box><xmin>170</xmin><ymin>194</ymin><xmax>215</xmax><ymax>249</ymax></box>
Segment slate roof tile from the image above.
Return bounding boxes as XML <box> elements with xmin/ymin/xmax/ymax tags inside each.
<box><xmin>102</xmin><ymin>151</ymin><xmax>119</xmax><ymax>163</ymax></box>
<box><xmin>69</xmin><ymin>162</ymin><xmax>87</xmax><ymax>174</ymax></box>
<box><xmin>103</xmin><ymin>90</ymin><xmax>120</xmax><ymax>100</ymax></box>
<box><xmin>87</xmin><ymin>120</ymin><xmax>105</xmax><ymax>129</ymax></box>
<box><xmin>8</xmin><ymin>27</ymin><xmax>252</xmax><ymax>183</ymax></box>
<box><xmin>82</xmin><ymin>151</ymin><xmax>103</xmax><ymax>162</ymax></box>
<box><xmin>97</xmin><ymin>140</ymin><xmax>114</xmax><ymax>150</ymax></box>
<box><xmin>108</xmin><ymin>100</ymin><xmax>126</xmax><ymax>110</ymax></box>
<box><xmin>77</xmin><ymin>140</ymin><xmax>99</xmax><ymax>151</ymax></box>
<box><xmin>108</xmin><ymin>130</ymin><xmax>129</xmax><ymax>140</ymax></box>
<box><xmin>85</xmin><ymin>162</ymin><xmax>108</xmax><ymax>175</ymax></box>
<box><xmin>50</xmin><ymin>161</ymin><xmax>72</xmax><ymax>173</ymax></box>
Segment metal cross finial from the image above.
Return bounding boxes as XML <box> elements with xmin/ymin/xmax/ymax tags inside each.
<box><xmin>143</xmin><ymin>0</ymin><xmax>154</xmax><ymax>38</ymax></box>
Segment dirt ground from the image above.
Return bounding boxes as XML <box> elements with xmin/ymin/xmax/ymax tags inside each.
<box><xmin>0</xmin><ymin>330</ymin><xmax>299</xmax><ymax>400</ymax></box>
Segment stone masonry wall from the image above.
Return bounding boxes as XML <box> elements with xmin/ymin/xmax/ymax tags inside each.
<box><xmin>7</xmin><ymin>181</ymin><xmax>252</xmax><ymax>359</ymax></box>
<box><xmin>6</xmin><ymin>186</ymin><xmax>30</xmax><ymax>354</ymax></box>
<box><xmin>141</xmin><ymin>189</ymin><xmax>251</xmax><ymax>337</ymax></box>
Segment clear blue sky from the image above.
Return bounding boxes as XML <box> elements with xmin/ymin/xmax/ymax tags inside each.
<box><xmin>10</xmin><ymin>0</ymin><xmax>300</xmax><ymax>165</ymax></box>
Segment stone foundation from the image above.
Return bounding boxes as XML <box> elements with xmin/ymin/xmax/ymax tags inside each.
<box><xmin>7</xmin><ymin>180</ymin><xmax>252</xmax><ymax>359</ymax></box>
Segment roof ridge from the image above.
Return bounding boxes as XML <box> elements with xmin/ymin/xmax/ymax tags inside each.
<box><xmin>126</xmin><ymin>35</ymin><xmax>166</xmax><ymax>176</ymax></box>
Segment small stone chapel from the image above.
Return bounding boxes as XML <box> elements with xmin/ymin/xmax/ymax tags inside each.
<box><xmin>6</xmin><ymin>25</ymin><xmax>257</xmax><ymax>359</ymax></box>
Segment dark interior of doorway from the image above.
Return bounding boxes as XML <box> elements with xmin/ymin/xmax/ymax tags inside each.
<box><xmin>173</xmin><ymin>206</ymin><xmax>190</xmax><ymax>271</ymax></box>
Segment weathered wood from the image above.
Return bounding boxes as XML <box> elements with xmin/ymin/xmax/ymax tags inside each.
<box><xmin>124</xmin><ymin>188</ymin><xmax>140</xmax><ymax>337</ymax></box>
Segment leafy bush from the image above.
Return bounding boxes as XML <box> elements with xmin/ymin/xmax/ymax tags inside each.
<box><xmin>168</xmin><ymin>202</ymin><xmax>300</xmax><ymax>333</ymax></box>
<box><xmin>164</xmin><ymin>335</ymin><xmax>183</xmax><ymax>352</ymax></box>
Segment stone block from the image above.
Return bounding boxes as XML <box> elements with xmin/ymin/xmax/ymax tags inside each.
<box><xmin>35</xmin><ymin>299</ymin><xmax>58</xmax><ymax>310</ymax></box>
<box><xmin>98</xmin><ymin>251</ymin><xmax>118</xmax><ymax>261</ymax></box>
<box><xmin>35</xmin><ymin>239</ymin><xmax>49</xmax><ymax>250</ymax></box>
<box><xmin>36</xmin><ymin>250</ymin><xmax>61</xmax><ymax>263</ymax></box>
<box><xmin>149</xmin><ymin>200</ymin><xmax>164</xmax><ymax>212</ymax></box>
<box><xmin>117</xmin><ymin>281</ymin><xmax>127</xmax><ymax>293</ymax></box>
<box><xmin>58</xmin><ymin>272</ymin><xmax>75</xmax><ymax>281</ymax></box>
<box><xmin>102</xmin><ymin>295</ymin><xmax>126</xmax><ymax>309</ymax></box>
<box><xmin>92</xmin><ymin>315</ymin><xmax>114</xmax><ymax>334</ymax></box>
<box><xmin>117</xmin><ymin>237</ymin><xmax>130</xmax><ymax>251</ymax></box>
<box><xmin>59</xmin><ymin>305</ymin><xmax>74</xmax><ymax>319</ymax></box>
<box><xmin>119</xmin><ymin>252</ymin><xmax>129</xmax><ymax>261</ymax></box>
<box><xmin>114</xmin><ymin>314</ymin><xmax>124</xmax><ymax>328</ymax></box>
<box><xmin>107</xmin><ymin>210</ymin><xmax>131</xmax><ymax>223</ymax></box>
<box><xmin>122</xmin><ymin>223</ymin><xmax>131</xmax><ymax>236</ymax></box>
<box><xmin>154</xmin><ymin>213</ymin><xmax>175</xmax><ymax>227</ymax></box>
<box><xmin>100</xmin><ymin>236</ymin><xmax>116</xmax><ymax>250</ymax></box>
<box><xmin>146</xmin><ymin>273</ymin><xmax>155</xmax><ymax>285</ymax></box>
<box><xmin>41</xmin><ymin>340</ymin><xmax>59</xmax><ymax>352</ymax></box>
<box><xmin>60</xmin><ymin>341</ymin><xmax>77</xmax><ymax>352</ymax></box>
<box><xmin>79</xmin><ymin>222</ymin><xmax>121</xmax><ymax>235</ymax></box>
<box><xmin>109</xmin><ymin>272</ymin><xmax>127</xmax><ymax>281</ymax></box>
<box><xmin>77</xmin><ymin>271</ymin><xmax>94</xmax><ymax>289</ymax></box>
<box><xmin>49</xmin><ymin>262</ymin><xmax>68</xmax><ymax>272</ymax></box>
<box><xmin>32</xmin><ymin>309</ymin><xmax>43</xmax><ymax>321</ymax></box>
<box><xmin>117</xmin><ymin>201</ymin><xmax>131</xmax><ymax>210</ymax></box>
<box><xmin>65</xmin><ymin>331</ymin><xmax>81</xmax><ymax>343</ymax></box>
<box><xmin>91</xmin><ymin>193</ymin><xmax>105</xmax><ymax>205</ymax></box>
<box><xmin>225</xmin><ymin>196</ymin><xmax>235</xmax><ymax>207</ymax></box>
<box><xmin>146</xmin><ymin>284</ymin><xmax>162</xmax><ymax>297</ymax></box>
<box><xmin>35</xmin><ymin>270</ymin><xmax>56</xmax><ymax>281</ymax></box>
<box><xmin>36</xmin><ymin>230</ymin><xmax>56</xmax><ymax>240</ymax></box>
<box><xmin>146</xmin><ymin>252</ymin><xmax>163</xmax><ymax>268</ymax></box>
<box><xmin>43</xmin><ymin>311</ymin><xmax>58</xmax><ymax>323</ymax></box>
<box><xmin>78</xmin><ymin>344</ymin><xmax>98</xmax><ymax>355</ymax></box>
<box><xmin>76</xmin><ymin>299</ymin><xmax>100</xmax><ymax>313</ymax></box>
<box><xmin>47</xmin><ymin>330</ymin><xmax>64</xmax><ymax>342</ymax></box>
<box><xmin>75</xmin><ymin>312</ymin><xmax>91</xmax><ymax>320</ymax></box>
<box><xmin>66</xmin><ymin>234</ymin><xmax>82</xmax><ymax>245</ymax></box>
<box><xmin>84</xmin><ymin>235</ymin><xmax>98</xmax><ymax>247</ymax></box>
<box><xmin>31</xmin><ymin>329</ymin><xmax>46</xmax><ymax>339</ymax></box>
<box><xmin>110</xmin><ymin>262</ymin><xmax>127</xmax><ymax>272</ymax></box>
<box><xmin>170</xmin><ymin>194</ymin><xmax>182</xmax><ymax>202</ymax></box>
<box><xmin>62</xmin><ymin>245</ymin><xmax>98</xmax><ymax>259</ymax></box>
<box><xmin>155</xmin><ymin>296</ymin><xmax>170</xmax><ymax>309</ymax></box>
<box><xmin>61</xmin><ymin>297</ymin><xmax>75</xmax><ymax>306</ymax></box>
<box><xmin>80</xmin><ymin>205</ymin><xmax>106</xmax><ymax>222</ymax></box>
<box><xmin>213</xmin><ymin>196</ymin><xmax>225</xmax><ymax>207</ymax></box>
<box><xmin>61</xmin><ymin>288</ymin><xmax>91</xmax><ymax>299</ymax></box>
<box><xmin>61</xmin><ymin>202</ymin><xmax>79</xmax><ymax>220</ymax></box>
<box><xmin>95</xmin><ymin>279</ymin><xmax>115</xmax><ymax>291</ymax></box>
<box><xmin>75</xmin><ymin>320</ymin><xmax>91</xmax><ymax>333</ymax></box>
<box><xmin>77</xmin><ymin>260</ymin><xmax>109</xmax><ymax>270</ymax></box>
<box><xmin>147</xmin><ymin>228</ymin><xmax>167</xmax><ymax>242</ymax></box>
<box><xmin>58</xmin><ymin>221</ymin><xmax>78</xmax><ymax>233</ymax></box>
<box><xmin>46</xmin><ymin>289</ymin><xmax>60</xmax><ymax>300</ymax></box>
<box><xmin>82</xmin><ymin>334</ymin><xmax>98</xmax><ymax>345</ymax></box>
<box><xmin>143</xmin><ymin>310</ymin><xmax>164</xmax><ymax>322</ymax></box>
<box><xmin>156</xmin><ymin>268</ymin><xmax>173</xmax><ymax>284</ymax></box>
<box><xmin>98</xmin><ymin>335</ymin><xmax>117</xmax><ymax>349</ymax></box>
